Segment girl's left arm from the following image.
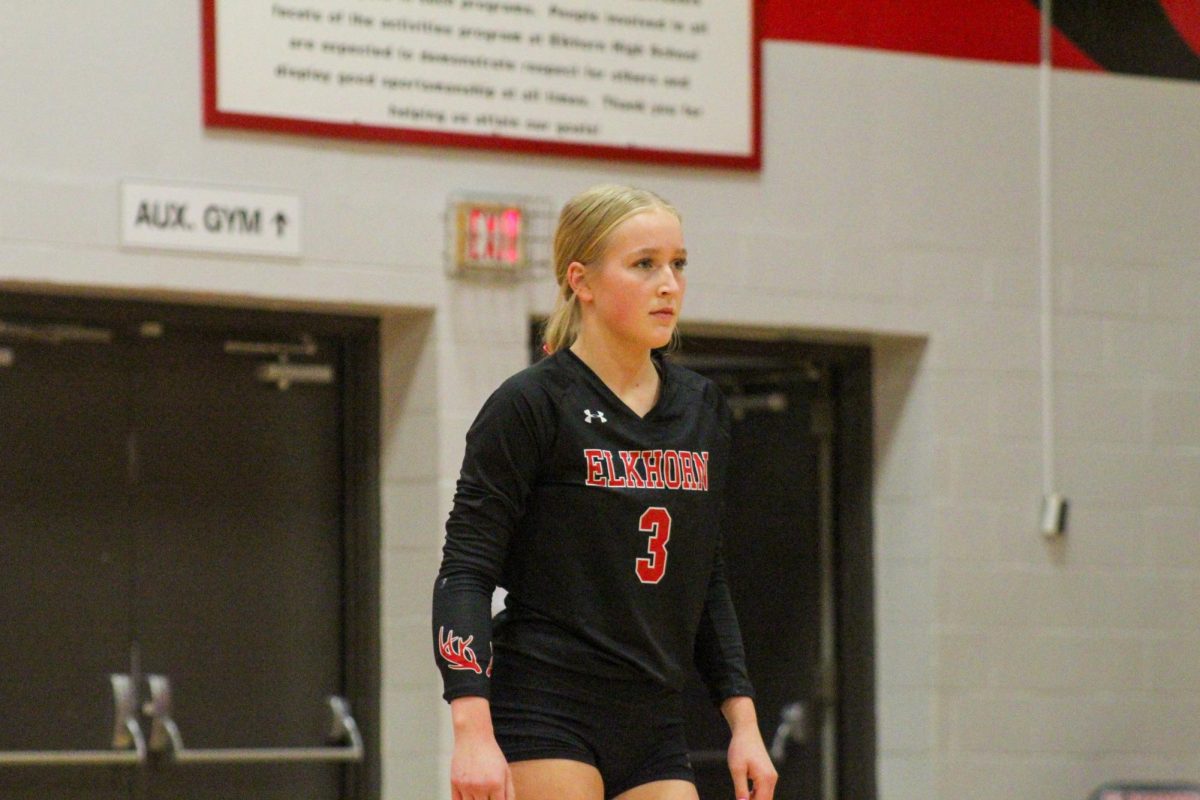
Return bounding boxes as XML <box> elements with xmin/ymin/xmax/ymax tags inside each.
<box><xmin>693</xmin><ymin>542</ymin><xmax>777</xmax><ymax>798</ymax></box>
<box><xmin>721</xmin><ymin>696</ymin><xmax>778</xmax><ymax>800</ymax></box>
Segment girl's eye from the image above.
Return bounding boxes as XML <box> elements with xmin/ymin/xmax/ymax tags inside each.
<box><xmin>635</xmin><ymin>258</ymin><xmax>655</xmax><ymax>269</ymax></box>
<box><xmin>672</xmin><ymin>259</ymin><xmax>688</xmax><ymax>271</ymax></box>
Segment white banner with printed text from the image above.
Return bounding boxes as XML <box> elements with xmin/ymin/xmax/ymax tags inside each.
<box><xmin>206</xmin><ymin>0</ymin><xmax>758</xmax><ymax>167</ymax></box>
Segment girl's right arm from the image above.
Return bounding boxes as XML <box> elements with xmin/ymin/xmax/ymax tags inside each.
<box><xmin>432</xmin><ymin>376</ymin><xmax>552</xmax><ymax>701</ymax></box>
<box><xmin>433</xmin><ymin>375</ymin><xmax>556</xmax><ymax>796</ymax></box>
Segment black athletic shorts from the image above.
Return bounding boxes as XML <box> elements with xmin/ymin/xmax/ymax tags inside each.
<box><xmin>490</xmin><ymin>650</ymin><xmax>695</xmax><ymax>799</ymax></box>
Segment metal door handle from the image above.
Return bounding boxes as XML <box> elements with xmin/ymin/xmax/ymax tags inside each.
<box><xmin>144</xmin><ymin>675</ymin><xmax>363</xmax><ymax>764</ymax></box>
<box><xmin>689</xmin><ymin>701</ymin><xmax>808</xmax><ymax>769</ymax></box>
<box><xmin>769</xmin><ymin>701</ymin><xmax>807</xmax><ymax>763</ymax></box>
<box><xmin>0</xmin><ymin>674</ymin><xmax>146</xmax><ymax>766</ymax></box>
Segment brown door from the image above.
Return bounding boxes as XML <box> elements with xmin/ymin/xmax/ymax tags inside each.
<box><xmin>0</xmin><ymin>323</ymin><xmax>135</xmax><ymax>800</ymax></box>
<box><xmin>132</xmin><ymin>322</ymin><xmax>346</xmax><ymax>800</ymax></box>
<box><xmin>0</xmin><ymin>302</ymin><xmax>362</xmax><ymax>800</ymax></box>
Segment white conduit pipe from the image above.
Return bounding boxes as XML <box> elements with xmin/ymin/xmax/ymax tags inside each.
<box><xmin>1039</xmin><ymin>0</ymin><xmax>1068</xmax><ymax>536</ymax></box>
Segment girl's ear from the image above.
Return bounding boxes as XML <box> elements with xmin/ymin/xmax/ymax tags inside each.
<box><xmin>566</xmin><ymin>261</ymin><xmax>592</xmax><ymax>303</ymax></box>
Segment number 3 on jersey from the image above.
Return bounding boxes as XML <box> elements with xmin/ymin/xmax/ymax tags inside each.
<box><xmin>636</xmin><ymin>506</ymin><xmax>672</xmax><ymax>584</ymax></box>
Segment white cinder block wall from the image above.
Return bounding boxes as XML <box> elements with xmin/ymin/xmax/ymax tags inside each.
<box><xmin>3</xmin><ymin>6</ymin><xmax>1200</xmax><ymax>799</ymax></box>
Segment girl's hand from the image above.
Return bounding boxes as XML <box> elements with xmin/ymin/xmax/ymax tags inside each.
<box><xmin>721</xmin><ymin>696</ymin><xmax>778</xmax><ymax>800</ymax></box>
<box><xmin>450</xmin><ymin>733</ymin><xmax>513</xmax><ymax>800</ymax></box>
<box><xmin>449</xmin><ymin>697</ymin><xmax>515</xmax><ymax>800</ymax></box>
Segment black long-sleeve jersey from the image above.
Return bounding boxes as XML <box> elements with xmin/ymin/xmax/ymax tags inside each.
<box><xmin>432</xmin><ymin>348</ymin><xmax>754</xmax><ymax>705</ymax></box>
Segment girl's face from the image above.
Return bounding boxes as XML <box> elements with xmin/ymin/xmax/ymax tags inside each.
<box><xmin>571</xmin><ymin>207</ymin><xmax>687</xmax><ymax>352</ymax></box>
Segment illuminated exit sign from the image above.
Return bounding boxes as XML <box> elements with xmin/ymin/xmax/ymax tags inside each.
<box><xmin>445</xmin><ymin>194</ymin><xmax>552</xmax><ymax>278</ymax></box>
<box><xmin>457</xmin><ymin>202</ymin><xmax>525</xmax><ymax>270</ymax></box>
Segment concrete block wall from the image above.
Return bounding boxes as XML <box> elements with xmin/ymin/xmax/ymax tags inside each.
<box><xmin>380</xmin><ymin>312</ymin><xmax>441</xmax><ymax>793</ymax></box>
<box><xmin>378</xmin><ymin>282</ymin><xmax>534</xmax><ymax>795</ymax></box>
<box><xmin>928</xmin><ymin>68</ymin><xmax>1200</xmax><ymax>800</ymax></box>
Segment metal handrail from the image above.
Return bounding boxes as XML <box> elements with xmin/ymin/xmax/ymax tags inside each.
<box><xmin>0</xmin><ymin>675</ymin><xmax>146</xmax><ymax>766</ymax></box>
<box><xmin>0</xmin><ymin>319</ymin><xmax>113</xmax><ymax>345</ymax></box>
<box><xmin>144</xmin><ymin>675</ymin><xmax>363</xmax><ymax>765</ymax></box>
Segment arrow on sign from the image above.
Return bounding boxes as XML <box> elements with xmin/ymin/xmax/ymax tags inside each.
<box><xmin>274</xmin><ymin>212</ymin><xmax>288</xmax><ymax>237</ymax></box>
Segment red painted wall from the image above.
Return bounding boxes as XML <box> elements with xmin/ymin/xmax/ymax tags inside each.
<box><xmin>759</xmin><ymin>0</ymin><xmax>1098</xmax><ymax>70</ymax></box>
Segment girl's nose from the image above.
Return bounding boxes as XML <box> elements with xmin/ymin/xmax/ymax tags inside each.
<box><xmin>658</xmin><ymin>265</ymin><xmax>680</xmax><ymax>294</ymax></box>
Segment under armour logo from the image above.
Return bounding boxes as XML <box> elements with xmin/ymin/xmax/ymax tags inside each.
<box><xmin>584</xmin><ymin>409</ymin><xmax>607</xmax><ymax>424</ymax></box>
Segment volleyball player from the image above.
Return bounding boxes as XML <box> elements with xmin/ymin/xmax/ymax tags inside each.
<box><xmin>432</xmin><ymin>185</ymin><xmax>777</xmax><ymax>800</ymax></box>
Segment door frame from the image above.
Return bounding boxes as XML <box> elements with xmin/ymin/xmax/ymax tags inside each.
<box><xmin>0</xmin><ymin>291</ymin><xmax>382</xmax><ymax>800</ymax></box>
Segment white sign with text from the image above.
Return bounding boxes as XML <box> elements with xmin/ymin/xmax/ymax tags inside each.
<box><xmin>121</xmin><ymin>181</ymin><xmax>302</xmax><ymax>257</ymax></box>
<box><xmin>211</xmin><ymin>0</ymin><xmax>755</xmax><ymax>162</ymax></box>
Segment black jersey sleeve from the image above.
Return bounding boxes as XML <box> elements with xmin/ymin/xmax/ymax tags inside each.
<box><xmin>693</xmin><ymin>539</ymin><xmax>755</xmax><ymax>705</ymax></box>
<box><xmin>692</xmin><ymin>383</ymin><xmax>754</xmax><ymax>705</ymax></box>
<box><xmin>431</xmin><ymin>375</ymin><xmax>556</xmax><ymax>702</ymax></box>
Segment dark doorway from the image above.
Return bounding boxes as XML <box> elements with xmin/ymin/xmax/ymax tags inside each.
<box><xmin>0</xmin><ymin>294</ymin><xmax>380</xmax><ymax>800</ymax></box>
<box><xmin>679</xmin><ymin>352</ymin><xmax>825</xmax><ymax>799</ymax></box>
<box><xmin>674</xmin><ymin>336</ymin><xmax>875</xmax><ymax>800</ymax></box>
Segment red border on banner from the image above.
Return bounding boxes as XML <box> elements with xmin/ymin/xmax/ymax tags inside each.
<box><xmin>201</xmin><ymin>0</ymin><xmax>761</xmax><ymax>170</ymax></box>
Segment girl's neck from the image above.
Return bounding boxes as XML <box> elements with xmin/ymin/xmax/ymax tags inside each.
<box><xmin>569</xmin><ymin>331</ymin><xmax>657</xmax><ymax>396</ymax></box>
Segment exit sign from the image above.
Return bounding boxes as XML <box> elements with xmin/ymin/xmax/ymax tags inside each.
<box><xmin>446</xmin><ymin>195</ymin><xmax>552</xmax><ymax>277</ymax></box>
<box><xmin>456</xmin><ymin>202</ymin><xmax>525</xmax><ymax>271</ymax></box>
